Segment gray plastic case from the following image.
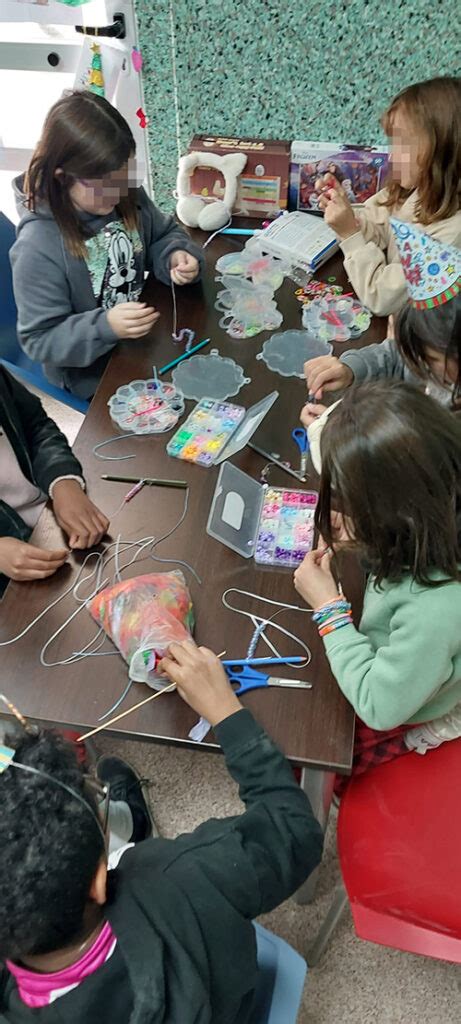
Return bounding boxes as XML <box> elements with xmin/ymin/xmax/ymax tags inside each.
<box><xmin>207</xmin><ymin>461</ymin><xmax>264</xmax><ymax>557</ymax></box>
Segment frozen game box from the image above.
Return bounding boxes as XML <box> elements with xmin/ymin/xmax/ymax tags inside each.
<box><xmin>289</xmin><ymin>141</ymin><xmax>389</xmax><ymax>212</ymax></box>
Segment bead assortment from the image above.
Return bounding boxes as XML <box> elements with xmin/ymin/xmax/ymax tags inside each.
<box><xmin>255</xmin><ymin>488</ymin><xmax>318</xmax><ymax>567</ymax></box>
<box><xmin>166</xmin><ymin>399</ymin><xmax>245</xmax><ymax>466</ymax></box>
<box><xmin>108</xmin><ymin>379</ymin><xmax>185</xmax><ymax>435</ymax></box>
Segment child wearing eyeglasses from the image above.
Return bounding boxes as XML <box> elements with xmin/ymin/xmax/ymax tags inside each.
<box><xmin>10</xmin><ymin>91</ymin><xmax>202</xmax><ymax>400</ymax></box>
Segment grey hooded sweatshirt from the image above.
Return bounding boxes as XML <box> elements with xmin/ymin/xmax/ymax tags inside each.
<box><xmin>10</xmin><ymin>177</ymin><xmax>203</xmax><ymax>399</ymax></box>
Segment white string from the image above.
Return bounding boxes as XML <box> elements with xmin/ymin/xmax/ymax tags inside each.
<box><xmin>221</xmin><ymin>588</ymin><xmax>313</xmax><ymax>668</ymax></box>
<box><xmin>202</xmin><ymin>217</ymin><xmax>232</xmax><ymax>250</ymax></box>
<box><xmin>93</xmin><ymin>435</ymin><xmax>136</xmax><ymax>461</ymax></box>
<box><xmin>0</xmin><ymin>492</ymin><xmax>200</xmax><ymax>672</ymax></box>
<box><xmin>171</xmin><ymin>278</ymin><xmax>178</xmax><ymax>339</ymax></box>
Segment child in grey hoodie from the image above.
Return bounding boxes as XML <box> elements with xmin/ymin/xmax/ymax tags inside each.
<box><xmin>10</xmin><ymin>91</ymin><xmax>203</xmax><ymax>400</ymax></box>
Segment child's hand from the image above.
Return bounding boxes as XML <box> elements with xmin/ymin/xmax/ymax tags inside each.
<box><xmin>170</xmin><ymin>250</ymin><xmax>200</xmax><ymax>285</ymax></box>
<box><xmin>318</xmin><ymin>176</ymin><xmax>358</xmax><ymax>240</ymax></box>
<box><xmin>0</xmin><ymin>537</ymin><xmax>68</xmax><ymax>581</ymax></box>
<box><xmin>158</xmin><ymin>640</ymin><xmax>242</xmax><ymax>726</ymax></box>
<box><xmin>294</xmin><ymin>545</ymin><xmax>339</xmax><ymax>608</ymax></box>
<box><xmin>305</xmin><ymin>355</ymin><xmax>354</xmax><ymax>400</ymax></box>
<box><xmin>300</xmin><ymin>401</ymin><xmax>327</xmax><ymax>427</ymax></box>
<box><xmin>107</xmin><ymin>301</ymin><xmax>160</xmax><ymax>339</ymax></box>
<box><xmin>51</xmin><ymin>480</ymin><xmax>109</xmax><ymax>549</ymax></box>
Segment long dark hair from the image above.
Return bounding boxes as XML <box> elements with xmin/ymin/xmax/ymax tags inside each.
<box><xmin>380</xmin><ymin>76</ymin><xmax>461</xmax><ymax>224</ymax></box>
<box><xmin>315</xmin><ymin>381</ymin><xmax>461</xmax><ymax>587</ymax></box>
<box><xmin>24</xmin><ymin>90</ymin><xmax>138</xmax><ymax>257</ymax></box>
<box><xmin>395</xmin><ymin>296</ymin><xmax>461</xmax><ymax>405</ymax></box>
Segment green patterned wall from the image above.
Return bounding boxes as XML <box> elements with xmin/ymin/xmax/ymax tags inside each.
<box><xmin>135</xmin><ymin>0</ymin><xmax>460</xmax><ymax>211</ymax></box>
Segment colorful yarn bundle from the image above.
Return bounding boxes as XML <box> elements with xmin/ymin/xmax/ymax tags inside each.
<box><xmin>89</xmin><ymin>570</ymin><xmax>194</xmax><ymax>688</ymax></box>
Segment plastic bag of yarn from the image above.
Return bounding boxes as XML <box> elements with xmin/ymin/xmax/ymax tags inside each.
<box><xmin>88</xmin><ymin>570</ymin><xmax>194</xmax><ymax>688</ymax></box>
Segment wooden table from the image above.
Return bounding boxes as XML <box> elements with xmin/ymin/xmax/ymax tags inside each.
<box><xmin>0</xmin><ymin>232</ymin><xmax>386</xmax><ymax>780</ymax></box>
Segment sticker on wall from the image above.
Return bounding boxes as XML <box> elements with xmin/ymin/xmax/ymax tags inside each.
<box><xmin>87</xmin><ymin>42</ymin><xmax>105</xmax><ymax>97</ymax></box>
<box><xmin>131</xmin><ymin>47</ymin><xmax>143</xmax><ymax>73</ymax></box>
<box><xmin>136</xmin><ymin>107</ymin><xmax>149</xmax><ymax>129</ymax></box>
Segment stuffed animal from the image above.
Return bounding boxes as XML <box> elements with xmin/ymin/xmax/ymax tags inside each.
<box><xmin>176</xmin><ymin>151</ymin><xmax>247</xmax><ymax>231</ymax></box>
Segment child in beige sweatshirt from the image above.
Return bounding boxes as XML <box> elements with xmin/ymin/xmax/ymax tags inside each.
<box><xmin>319</xmin><ymin>77</ymin><xmax>461</xmax><ymax>316</ymax></box>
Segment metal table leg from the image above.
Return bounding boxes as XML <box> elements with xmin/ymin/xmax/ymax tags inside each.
<box><xmin>294</xmin><ymin>767</ymin><xmax>335</xmax><ymax>904</ymax></box>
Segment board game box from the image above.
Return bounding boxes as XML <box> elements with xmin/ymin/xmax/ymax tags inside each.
<box><xmin>186</xmin><ymin>134</ymin><xmax>291</xmax><ymax>219</ymax></box>
<box><xmin>289</xmin><ymin>140</ymin><xmax>389</xmax><ymax>211</ymax></box>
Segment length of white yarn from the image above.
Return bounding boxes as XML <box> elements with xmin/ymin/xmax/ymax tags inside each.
<box><xmin>189</xmin><ymin>589</ymin><xmax>313</xmax><ymax>744</ymax></box>
<box><xmin>93</xmin><ymin>435</ymin><xmax>136</xmax><ymax>461</ymax></box>
<box><xmin>222</xmin><ymin>588</ymin><xmax>313</xmax><ymax>666</ymax></box>
<box><xmin>0</xmin><ymin>489</ymin><xmax>200</xmax><ymax>673</ymax></box>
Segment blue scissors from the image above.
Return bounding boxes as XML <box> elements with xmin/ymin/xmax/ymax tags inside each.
<box><xmin>291</xmin><ymin>427</ymin><xmax>309</xmax><ymax>476</ymax></box>
<box><xmin>224</xmin><ymin>663</ymin><xmax>312</xmax><ymax>696</ymax></box>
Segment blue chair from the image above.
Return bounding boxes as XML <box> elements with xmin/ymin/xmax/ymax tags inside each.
<box><xmin>0</xmin><ymin>211</ymin><xmax>89</xmax><ymax>414</ymax></box>
<box><xmin>251</xmin><ymin>923</ymin><xmax>308</xmax><ymax>1024</ymax></box>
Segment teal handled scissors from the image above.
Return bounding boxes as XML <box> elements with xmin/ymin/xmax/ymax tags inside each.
<box><xmin>291</xmin><ymin>428</ymin><xmax>309</xmax><ymax>477</ymax></box>
<box><xmin>224</xmin><ymin>662</ymin><xmax>312</xmax><ymax>696</ymax></box>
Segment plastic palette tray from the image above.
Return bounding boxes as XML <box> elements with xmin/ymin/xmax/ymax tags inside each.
<box><xmin>207</xmin><ymin>461</ymin><xmax>318</xmax><ymax>567</ymax></box>
<box><xmin>166</xmin><ymin>392</ymin><xmax>278</xmax><ymax>468</ymax></box>
<box><xmin>167</xmin><ymin>399</ymin><xmax>245</xmax><ymax>467</ymax></box>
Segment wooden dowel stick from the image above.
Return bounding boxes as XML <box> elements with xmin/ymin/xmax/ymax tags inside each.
<box><xmin>77</xmin><ymin>684</ymin><xmax>177</xmax><ymax>741</ymax></box>
<box><xmin>77</xmin><ymin>651</ymin><xmax>227</xmax><ymax>743</ymax></box>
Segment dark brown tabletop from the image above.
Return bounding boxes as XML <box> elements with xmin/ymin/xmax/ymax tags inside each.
<box><xmin>0</xmin><ymin>229</ymin><xmax>387</xmax><ymax>770</ymax></box>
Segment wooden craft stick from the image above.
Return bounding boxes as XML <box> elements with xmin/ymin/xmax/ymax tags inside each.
<box><xmin>77</xmin><ymin>651</ymin><xmax>227</xmax><ymax>742</ymax></box>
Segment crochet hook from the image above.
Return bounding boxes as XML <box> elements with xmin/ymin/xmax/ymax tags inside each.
<box><xmin>159</xmin><ymin>337</ymin><xmax>211</xmax><ymax>376</ymax></box>
<box><xmin>101</xmin><ymin>475</ymin><xmax>188</xmax><ymax>488</ymax></box>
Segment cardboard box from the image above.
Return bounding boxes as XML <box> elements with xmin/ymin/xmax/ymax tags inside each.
<box><xmin>187</xmin><ymin>135</ymin><xmax>291</xmax><ymax>219</ymax></box>
<box><xmin>289</xmin><ymin>140</ymin><xmax>390</xmax><ymax>211</ymax></box>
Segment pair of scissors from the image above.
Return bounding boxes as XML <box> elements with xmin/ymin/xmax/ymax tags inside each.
<box><xmin>224</xmin><ymin>663</ymin><xmax>312</xmax><ymax>696</ymax></box>
<box><xmin>291</xmin><ymin>427</ymin><xmax>309</xmax><ymax>476</ymax></box>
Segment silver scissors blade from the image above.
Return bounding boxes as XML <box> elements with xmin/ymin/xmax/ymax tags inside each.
<box><xmin>267</xmin><ymin>677</ymin><xmax>313</xmax><ymax>689</ymax></box>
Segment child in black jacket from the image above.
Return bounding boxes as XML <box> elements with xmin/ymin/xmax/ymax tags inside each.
<box><xmin>0</xmin><ymin>642</ymin><xmax>323</xmax><ymax>1024</ymax></box>
<box><xmin>0</xmin><ymin>365</ymin><xmax>108</xmax><ymax>593</ymax></box>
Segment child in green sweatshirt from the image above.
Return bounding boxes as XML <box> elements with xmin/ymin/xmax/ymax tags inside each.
<box><xmin>294</xmin><ymin>380</ymin><xmax>461</xmax><ymax>778</ymax></box>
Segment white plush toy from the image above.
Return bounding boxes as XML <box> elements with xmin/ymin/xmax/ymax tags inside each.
<box><xmin>176</xmin><ymin>151</ymin><xmax>247</xmax><ymax>231</ymax></box>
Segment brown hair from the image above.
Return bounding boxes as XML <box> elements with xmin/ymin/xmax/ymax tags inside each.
<box><xmin>24</xmin><ymin>90</ymin><xmax>139</xmax><ymax>257</ymax></box>
<box><xmin>315</xmin><ymin>381</ymin><xmax>461</xmax><ymax>588</ymax></box>
<box><xmin>381</xmin><ymin>76</ymin><xmax>461</xmax><ymax>224</ymax></box>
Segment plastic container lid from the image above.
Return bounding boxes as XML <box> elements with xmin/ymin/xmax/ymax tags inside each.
<box><xmin>207</xmin><ymin>461</ymin><xmax>264</xmax><ymax>557</ymax></box>
<box><xmin>257</xmin><ymin>330</ymin><xmax>332</xmax><ymax>378</ymax></box>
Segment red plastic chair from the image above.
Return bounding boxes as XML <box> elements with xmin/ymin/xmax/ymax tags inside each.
<box><xmin>308</xmin><ymin>739</ymin><xmax>461</xmax><ymax>965</ymax></box>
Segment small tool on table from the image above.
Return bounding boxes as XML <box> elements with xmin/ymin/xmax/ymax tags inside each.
<box><xmin>101</xmin><ymin>475</ymin><xmax>188</xmax><ymax>489</ymax></box>
<box><xmin>224</xmin><ymin>662</ymin><xmax>312</xmax><ymax>695</ymax></box>
<box><xmin>291</xmin><ymin>427</ymin><xmax>309</xmax><ymax>477</ymax></box>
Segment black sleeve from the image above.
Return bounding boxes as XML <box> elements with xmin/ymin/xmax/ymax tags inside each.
<box><xmin>163</xmin><ymin>710</ymin><xmax>323</xmax><ymax>919</ymax></box>
<box><xmin>4</xmin><ymin>372</ymin><xmax>84</xmax><ymax>494</ymax></box>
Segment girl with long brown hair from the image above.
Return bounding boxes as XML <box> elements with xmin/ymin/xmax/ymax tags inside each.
<box><xmin>294</xmin><ymin>380</ymin><xmax>461</xmax><ymax>780</ymax></box>
<box><xmin>318</xmin><ymin>76</ymin><xmax>461</xmax><ymax>316</ymax></box>
<box><xmin>10</xmin><ymin>91</ymin><xmax>202</xmax><ymax>399</ymax></box>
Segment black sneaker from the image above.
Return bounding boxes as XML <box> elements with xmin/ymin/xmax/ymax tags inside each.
<box><xmin>96</xmin><ymin>755</ymin><xmax>157</xmax><ymax>843</ymax></box>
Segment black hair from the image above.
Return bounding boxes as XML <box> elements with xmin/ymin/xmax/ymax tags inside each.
<box><xmin>395</xmin><ymin>294</ymin><xmax>461</xmax><ymax>404</ymax></box>
<box><xmin>315</xmin><ymin>380</ymin><xmax>461</xmax><ymax>588</ymax></box>
<box><xmin>0</xmin><ymin>730</ymin><xmax>104</xmax><ymax>961</ymax></box>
